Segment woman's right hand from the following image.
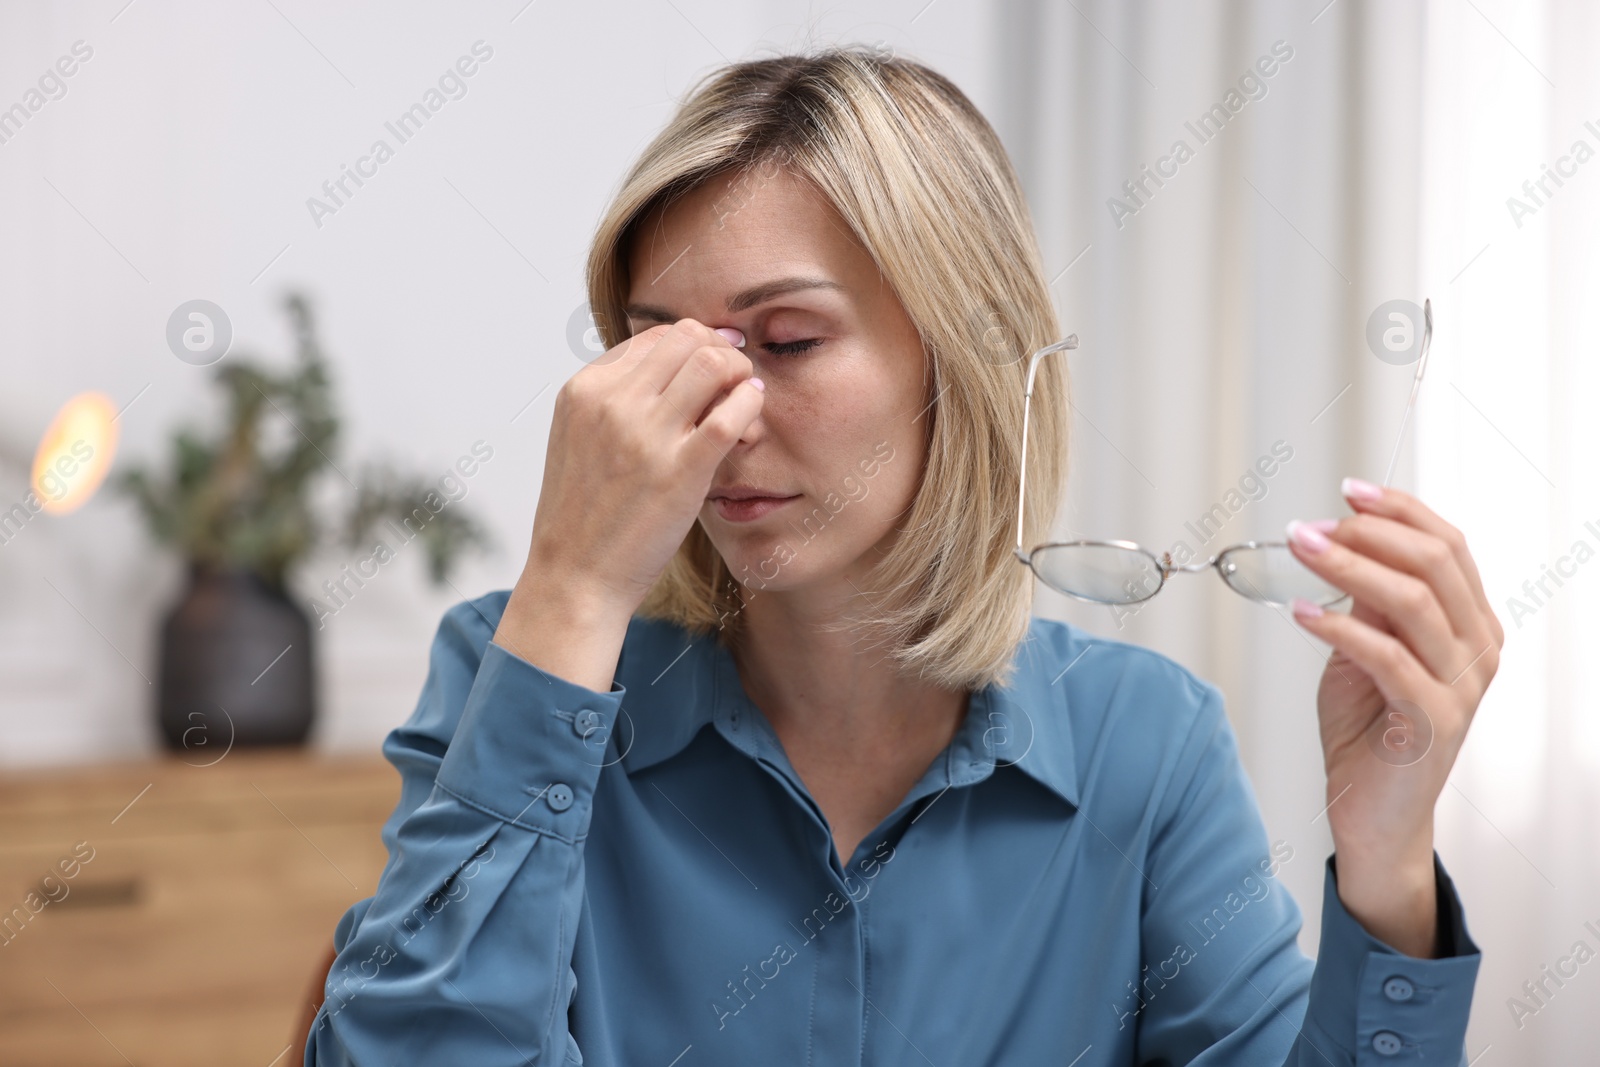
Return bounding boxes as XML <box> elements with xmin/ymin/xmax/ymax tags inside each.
<box><xmin>524</xmin><ymin>318</ymin><xmax>763</xmax><ymax>617</ymax></box>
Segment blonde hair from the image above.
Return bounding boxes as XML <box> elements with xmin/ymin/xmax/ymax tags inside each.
<box><xmin>583</xmin><ymin>45</ymin><xmax>1069</xmax><ymax>692</ymax></box>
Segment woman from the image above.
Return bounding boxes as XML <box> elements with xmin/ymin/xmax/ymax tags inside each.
<box><xmin>306</xmin><ymin>47</ymin><xmax>1500</xmax><ymax>1065</ymax></box>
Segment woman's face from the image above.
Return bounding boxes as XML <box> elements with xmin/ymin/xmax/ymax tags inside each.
<box><xmin>624</xmin><ymin>166</ymin><xmax>932</xmax><ymax>603</ymax></box>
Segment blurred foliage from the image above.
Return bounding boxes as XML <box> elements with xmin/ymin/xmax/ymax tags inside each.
<box><xmin>341</xmin><ymin>461</ymin><xmax>493</xmax><ymax>585</ymax></box>
<box><xmin>115</xmin><ymin>293</ymin><xmax>491</xmax><ymax>592</ymax></box>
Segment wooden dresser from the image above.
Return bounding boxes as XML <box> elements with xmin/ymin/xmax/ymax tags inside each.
<box><xmin>0</xmin><ymin>748</ymin><xmax>398</xmax><ymax>1066</ymax></box>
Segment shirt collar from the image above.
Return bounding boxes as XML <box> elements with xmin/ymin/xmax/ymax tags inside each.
<box><xmin>615</xmin><ymin>616</ymin><xmax>1080</xmax><ymax>811</ymax></box>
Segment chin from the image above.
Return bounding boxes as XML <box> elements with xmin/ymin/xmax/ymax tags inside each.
<box><xmin>705</xmin><ymin>514</ymin><xmax>878</xmax><ymax>595</ymax></box>
<box><xmin>714</xmin><ymin>541</ymin><xmax>811</xmax><ymax>595</ymax></box>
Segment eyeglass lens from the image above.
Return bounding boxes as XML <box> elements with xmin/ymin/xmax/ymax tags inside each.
<box><xmin>1031</xmin><ymin>543</ymin><xmax>1346</xmax><ymax>607</ymax></box>
<box><xmin>1029</xmin><ymin>543</ymin><xmax>1164</xmax><ymax>605</ymax></box>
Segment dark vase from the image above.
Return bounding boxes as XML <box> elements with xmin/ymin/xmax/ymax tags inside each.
<box><xmin>157</xmin><ymin>562</ymin><xmax>316</xmax><ymax>750</ymax></box>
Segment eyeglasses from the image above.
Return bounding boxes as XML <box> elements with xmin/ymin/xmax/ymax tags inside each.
<box><xmin>1012</xmin><ymin>302</ymin><xmax>1432</xmax><ymax>608</ymax></box>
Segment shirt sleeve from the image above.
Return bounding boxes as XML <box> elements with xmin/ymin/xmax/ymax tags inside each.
<box><xmin>304</xmin><ymin>596</ymin><xmax>627</xmax><ymax>1066</ymax></box>
<box><xmin>1133</xmin><ymin>681</ymin><xmax>1482</xmax><ymax>1066</ymax></box>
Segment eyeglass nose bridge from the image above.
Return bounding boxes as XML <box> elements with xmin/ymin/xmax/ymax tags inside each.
<box><xmin>1162</xmin><ymin>552</ymin><xmax>1221</xmax><ymax>575</ymax></box>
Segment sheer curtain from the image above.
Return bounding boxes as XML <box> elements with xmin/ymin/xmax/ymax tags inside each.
<box><xmin>993</xmin><ymin>1</ymin><xmax>1593</xmax><ymax>1059</ymax></box>
<box><xmin>1420</xmin><ymin>0</ymin><xmax>1600</xmax><ymax>1060</ymax></box>
<box><xmin>993</xmin><ymin>0</ymin><xmax>1426</xmax><ymax>962</ymax></box>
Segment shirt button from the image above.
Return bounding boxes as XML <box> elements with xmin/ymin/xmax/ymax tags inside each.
<box><xmin>1371</xmin><ymin>1030</ymin><xmax>1404</xmax><ymax>1056</ymax></box>
<box><xmin>546</xmin><ymin>783</ymin><xmax>574</xmax><ymax>812</ymax></box>
<box><xmin>1383</xmin><ymin>976</ymin><xmax>1415</xmax><ymax>1002</ymax></box>
<box><xmin>573</xmin><ymin>709</ymin><xmax>603</xmax><ymax>737</ymax></box>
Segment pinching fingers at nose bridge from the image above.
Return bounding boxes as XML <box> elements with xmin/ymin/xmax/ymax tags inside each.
<box><xmin>625</xmin><ymin>319</ymin><xmax>743</xmax><ymax>395</ymax></box>
<box><xmin>644</xmin><ymin>326</ymin><xmax>761</xmax><ymax>438</ymax></box>
<box><xmin>709</xmin><ymin>326</ymin><xmax>763</xmax><ymax>393</ymax></box>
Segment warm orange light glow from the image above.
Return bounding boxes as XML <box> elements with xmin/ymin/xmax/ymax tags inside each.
<box><xmin>31</xmin><ymin>392</ymin><xmax>119</xmax><ymax>516</ymax></box>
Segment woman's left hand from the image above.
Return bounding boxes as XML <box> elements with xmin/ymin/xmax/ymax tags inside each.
<box><xmin>1285</xmin><ymin>477</ymin><xmax>1504</xmax><ymax>958</ymax></box>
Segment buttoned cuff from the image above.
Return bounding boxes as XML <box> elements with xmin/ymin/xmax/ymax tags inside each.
<box><xmin>1305</xmin><ymin>852</ymin><xmax>1481</xmax><ymax>1064</ymax></box>
<box><xmin>435</xmin><ymin>639</ymin><xmax>627</xmax><ymax>843</ymax></box>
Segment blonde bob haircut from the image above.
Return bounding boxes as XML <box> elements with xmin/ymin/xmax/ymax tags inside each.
<box><xmin>583</xmin><ymin>45</ymin><xmax>1069</xmax><ymax>693</ymax></box>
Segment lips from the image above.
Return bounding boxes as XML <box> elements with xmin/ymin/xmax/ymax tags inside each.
<box><xmin>709</xmin><ymin>489</ymin><xmax>796</xmax><ymax>502</ymax></box>
<box><xmin>710</xmin><ymin>494</ymin><xmax>799</xmax><ymax>523</ymax></box>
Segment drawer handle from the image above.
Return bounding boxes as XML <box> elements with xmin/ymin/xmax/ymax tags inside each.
<box><xmin>48</xmin><ymin>877</ymin><xmax>142</xmax><ymax>909</ymax></box>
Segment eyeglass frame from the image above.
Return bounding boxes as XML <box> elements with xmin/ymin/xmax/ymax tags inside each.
<box><xmin>1013</xmin><ymin>534</ymin><xmax>1327</xmax><ymax>607</ymax></box>
<box><xmin>1004</xmin><ymin>315</ymin><xmax>1433</xmax><ymax>607</ymax></box>
<box><xmin>1012</xmin><ymin>304</ymin><xmax>1432</xmax><ymax>607</ymax></box>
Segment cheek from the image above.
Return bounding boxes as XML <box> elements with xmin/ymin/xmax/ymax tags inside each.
<box><xmin>820</xmin><ymin>414</ymin><xmax>923</xmax><ymax>520</ymax></box>
<box><xmin>779</xmin><ymin>351</ymin><xmax>921</xmax><ymax>437</ymax></box>
<box><xmin>770</xmin><ymin>377</ymin><xmax>827</xmax><ymax>428</ymax></box>
<box><xmin>858</xmin><ymin>443</ymin><xmax>920</xmax><ymax>519</ymax></box>
<box><xmin>772</xmin><ymin>354</ymin><xmax>928</xmax><ymax>514</ymax></box>
<box><xmin>782</xmin><ymin>387</ymin><xmax>893</xmax><ymax>465</ymax></box>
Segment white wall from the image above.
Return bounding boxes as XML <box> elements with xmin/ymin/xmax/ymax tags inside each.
<box><xmin>0</xmin><ymin>0</ymin><xmax>999</xmax><ymax>764</ymax></box>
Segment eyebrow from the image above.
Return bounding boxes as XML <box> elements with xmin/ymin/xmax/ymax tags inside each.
<box><xmin>624</xmin><ymin>276</ymin><xmax>848</xmax><ymax>323</ymax></box>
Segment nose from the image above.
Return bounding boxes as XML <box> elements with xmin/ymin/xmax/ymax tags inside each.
<box><xmin>732</xmin><ymin>388</ymin><xmax>767</xmax><ymax>446</ymax></box>
<box><xmin>711</xmin><ymin>325</ymin><xmax>763</xmax><ymax>442</ymax></box>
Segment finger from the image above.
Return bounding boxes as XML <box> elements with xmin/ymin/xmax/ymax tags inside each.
<box><xmin>659</xmin><ymin>335</ymin><xmax>755</xmax><ymax>434</ymax></box>
<box><xmin>1350</xmin><ymin>595</ymin><xmax>1392</xmax><ymax>636</ymax></box>
<box><xmin>1288</xmin><ymin>521</ymin><xmax>1459</xmax><ymax>681</ymax></box>
<box><xmin>1344</xmin><ymin>479</ymin><xmax>1506</xmax><ymax>651</ymax></box>
<box><xmin>1341</xmin><ymin>479</ymin><xmax>1494</xmax><ymax>621</ymax></box>
<box><xmin>687</xmin><ymin>377</ymin><xmax>765</xmax><ymax>463</ymax></box>
<box><xmin>608</xmin><ymin>322</ymin><xmax>673</xmax><ymax>372</ymax></box>
<box><xmin>626</xmin><ymin>318</ymin><xmax>733</xmax><ymax>395</ymax></box>
<box><xmin>1326</xmin><ymin>513</ymin><xmax>1485</xmax><ymax>644</ymax></box>
<box><xmin>1291</xmin><ymin>600</ymin><xmax>1437</xmax><ymax>705</ymax></box>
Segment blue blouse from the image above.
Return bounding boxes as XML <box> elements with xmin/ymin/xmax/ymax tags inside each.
<box><xmin>305</xmin><ymin>589</ymin><xmax>1481</xmax><ymax>1066</ymax></box>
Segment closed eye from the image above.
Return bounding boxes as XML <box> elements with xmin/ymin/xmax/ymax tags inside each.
<box><xmin>764</xmin><ymin>339</ymin><xmax>822</xmax><ymax>357</ymax></box>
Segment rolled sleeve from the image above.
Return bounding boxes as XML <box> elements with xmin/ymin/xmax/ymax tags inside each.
<box><xmin>1306</xmin><ymin>853</ymin><xmax>1481</xmax><ymax>1065</ymax></box>
<box><xmin>434</xmin><ymin>639</ymin><xmax>627</xmax><ymax>842</ymax></box>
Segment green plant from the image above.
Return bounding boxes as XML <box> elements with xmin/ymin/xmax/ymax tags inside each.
<box><xmin>116</xmin><ymin>293</ymin><xmax>490</xmax><ymax>591</ymax></box>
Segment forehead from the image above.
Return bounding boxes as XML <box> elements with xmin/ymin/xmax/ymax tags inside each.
<box><xmin>625</xmin><ymin>168</ymin><xmax>867</xmax><ymax>302</ymax></box>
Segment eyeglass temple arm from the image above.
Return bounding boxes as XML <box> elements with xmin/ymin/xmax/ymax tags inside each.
<box><xmin>1381</xmin><ymin>297</ymin><xmax>1432</xmax><ymax>487</ymax></box>
<box><xmin>1015</xmin><ymin>335</ymin><xmax>1079</xmax><ymax>562</ymax></box>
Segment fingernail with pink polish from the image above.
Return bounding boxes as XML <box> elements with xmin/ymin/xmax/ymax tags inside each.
<box><xmin>1287</xmin><ymin>519</ymin><xmax>1331</xmax><ymax>553</ymax></box>
<box><xmin>748</xmin><ymin>377</ymin><xmax>765</xmax><ymax>392</ymax></box>
<box><xmin>715</xmin><ymin>327</ymin><xmax>745</xmax><ymax>347</ymax></box>
<box><xmin>1341</xmin><ymin>476</ymin><xmax>1382</xmax><ymax>502</ymax></box>
<box><xmin>1290</xmin><ymin>597</ymin><xmax>1325</xmax><ymax>619</ymax></box>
